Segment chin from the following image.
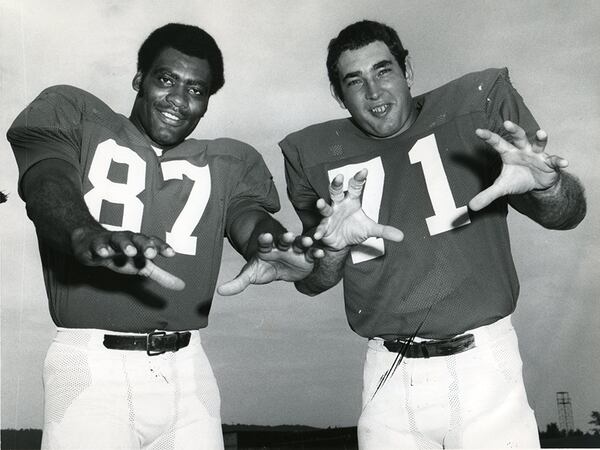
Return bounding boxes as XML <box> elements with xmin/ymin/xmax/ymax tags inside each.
<box><xmin>375</xmin><ymin>124</ymin><xmax>403</xmax><ymax>138</ymax></box>
<box><xmin>369</xmin><ymin>129</ymin><xmax>395</xmax><ymax>139</ymax></box>
<box><xmin>153</xmin><ymin>132</ymin><xmax>184</xmax><ymax>149</ymax></box>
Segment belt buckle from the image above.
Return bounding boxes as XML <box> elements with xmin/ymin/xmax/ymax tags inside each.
<box><xmin>147</xmin><ymin>331</ymin><xmax>166</xmax><ymax>356</ymax></box>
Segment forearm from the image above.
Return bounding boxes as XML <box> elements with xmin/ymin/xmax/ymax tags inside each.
<box><xmin>295</xmin><ymin>247</ymin><xmax>349</xmax><ymax>296</ymax></box>
<box><xmin>510</xmin><ymin>171</ymin><xmax>587</xmax><ymax>230</ymax></box>
<box><xmin>22</xmin><ymin>160</ymin><xmax>102</xmax><ymax>252</ymax></box>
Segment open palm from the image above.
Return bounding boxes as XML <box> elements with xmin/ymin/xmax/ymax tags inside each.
<box><xmin>314</xmin><ymin>169</ymin><xmax>403</xmax><ymax>250</ymax></box>
<box><xmin>217</xmin><ymin>232</ymin><xmax>322</xmax><ymax>296</ymax></box>
<box><xmin>469</xmin><ymin>121</ymin><xmax>567</xmax><ymax>211</ymax></box>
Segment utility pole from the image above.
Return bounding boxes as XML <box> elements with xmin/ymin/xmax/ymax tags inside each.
<box><xmin>556</xmin><ymin>391</ymin><xmax>574</xmax><ymax>432</ymax></box>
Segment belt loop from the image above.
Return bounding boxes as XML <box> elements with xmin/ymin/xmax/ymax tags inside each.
<box><xmin>420</xmin><ymin>343</ymin><xmax>430</xmax><ymax>358</ymax></box>
<box><xmin>175</xmin><ymin>331</ymin><xmax>182</xmax><ymax>351</ymax></box>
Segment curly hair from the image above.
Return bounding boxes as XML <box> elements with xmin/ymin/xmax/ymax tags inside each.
<box><xmin>137</xmin><ymin>23</ymin><xmax>224</xmax><ymax>95</ymax></box>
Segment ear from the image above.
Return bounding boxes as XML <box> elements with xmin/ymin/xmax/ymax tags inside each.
<box><xmin>330</xmin><ymin>84</ymin><xmax>346</xmax><ymax>110</ymax></box>
<box><xmin>404</xmin><ymin>56</ymin><xmax>414</xmax><ymax>89</ymax></box>
<box><xmin>132</xmin><ymin>71</ymin><xmax>143</xmax><ymax>92</ymax></box>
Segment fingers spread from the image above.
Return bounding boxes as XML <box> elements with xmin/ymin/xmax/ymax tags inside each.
<box><xmin>371</xmin><ymin>223</ymin><xmax>404</xmax><ymax>242</ymax></box>
<box><xmin>107</xmin><ymin>232</ymin><xmax>138</xmax><ymax>257</ymax></box>
<box><xmin>144</xmin><ymin>235</ymin><xmax>175</xmax><ymax>258</ymax></box>
<box><xmin>357</xmin><ymin>168</ymin><xmax>368</xmax><ymax>179</ymax></box>
<box><xmin>329</xmin><ymin>174</ymin><xmax>345</xmax><ymax>202</ymax></box>
<box><xmin>217</xmin><ymin>271</ymin><xmax>251</xmax><ymax>296</ymax></box>
<box><xmin>293</xmin><ymin>235</ymin><xmax>319</xmax><ymax>263</ymax></box>
<box><xmin>475</xmin><ymin>129</ymin><xmax>511</xmax><ymax>155</ymax></box>
<box><xmin>275</xmin><ymin>232</ymin><xmax>294</xmax><ymax>251</ymax></box>
<box><xmin>475</xmin><ymin>128</ymin><xmax>492</xmax><ymax>140</ymax></box>
<box><xmin>545</xmin><ymin>155</ymin><xmax>569</xmax><ymax>170</ymax></box>
<box><xmin>313</xmin><ymin>220</ymin><xmax>329</xmax><ymax>241</ymax></box>
<box><xmin>532</xmin><ymin>129</ymin><xmax>548</xmax><ymax>153</ymax></box>
<box><xmin>347</xmin><ymin>170</ymin><xmax>367</xmax><ymax>199</ymax></box>
<box><xmin>131</xmin><ymin>234</ymin><xmax>158</xmax><ymax>259</ymax></box>
<box><xmin>292</xmin><ymin>235</ymin><xmax>313</xmax><ymax>253</ymax></box>
<box><xmin>316</xmin><ymin>198</ymin><xmax>333</xmax><ymax>218</ymax></box>
<box><xmin>160</xmin><ymin>246</ymin><xmax>176</xmax><ymax>257</ymax></box>
<box><xmin>380</xmin><ymin>225</ymin><xmax>404</xmax><ymax>242</ymax></box>
<box><xmin>94</xmin><ymin>245</ymin><xmax>112</xmax><ymax>259</ymax></box>
<box><xmin>311</xmin><ymin>248</ymin><xmax>325</xmax><ymax>260</ymax></box>
<box><xmin>468</xmin><ymin>184</ymin><xmax>505</xmax><ymax>211</ymax></box>
<box><xmin>89</xmin><ymin>236</ymin><xmax>115</xmax><ymax>260</ymax></box>
<box><xmin>256</xmin><ymin>233</ymin><xmax>275</xmax><ymax>254</ymax></box>
<box><xmin>503</xmin><ymin>120</ymin><xmax>528</xmax><ymax>149</ymax></box>
<box><xmin>139</xmin><ymin>261</ymin><xmax>185</xmax><ymax>291</ymax></box>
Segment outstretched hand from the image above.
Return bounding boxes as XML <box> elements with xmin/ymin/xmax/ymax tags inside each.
<box><xmin>314</xmin><ymin>168</ymin><xmax>404</xmax><ymax>250</ymax></box>
<box><xmin>71</xmin><ymin>227</ymin><xmax>185</xmax><ymax>290</ymax></box>
<box><xmin>217</xmin><ymin>232</ymin><xmax>324</xmax><ymax>296</ymax></box>
<box><xmin>469</xmin><ymin>120</ymin><xmax>568</xmax><ymax>211</ymax></box>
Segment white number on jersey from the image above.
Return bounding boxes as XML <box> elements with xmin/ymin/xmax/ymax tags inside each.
<box><xmin>84</xmin><ymin>140</ymin><xmax>211</xmax><ymax>256</ymax></box>
<box><xmin>162</xmin><ymin>161</ymin><xmax>211</xmax><ymax>255</ymax></box>
<box><xmin>330</xmin><ymin>134</ymin><xmax>470</xmax><ymax>263</ymax></box>
<box><xmin>85</xmin><ymin>140</ymin><xmax>146</xmax><ymax>232</ymax></box>
<box><xmin>408</xmin><ymin>134</ymin><xmax>470</xmax><ymax>235</ymax></box>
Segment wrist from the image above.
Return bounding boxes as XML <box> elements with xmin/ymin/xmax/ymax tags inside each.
<box><xmin>532</xmin><ymin>173</ymin><xmax>562</xmax><ymax>197</ymax></box>
<box><xmin>70</xmin><ymin>224</ymin><xmax>106</xmax><ymax>250</ymax></box>
<box><xmin>321</xmin><ymin>245</ymin><xmax>352</xmax><ymax>266</ymax></box>
<box><xmin>321</xmin><ymin>243</ymin><xmax>352</xmax><ymax>254</ymax></box>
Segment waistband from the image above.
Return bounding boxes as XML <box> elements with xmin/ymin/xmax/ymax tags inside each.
<box><xmin>369</xmin><ymin>315</ymin><xmax>514</xmax><ymax>354</ymax></box>
<box><xmin>54</xmin><ymin>327</ymin><xmax>201</xmax><ymax>351</ymax></box>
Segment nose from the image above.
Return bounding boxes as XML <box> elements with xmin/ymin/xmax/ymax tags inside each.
<box><xmin>364</xmin><ymin>78</ymin><xmax>382</xmax><ymax>100</ymax></box>
<box><xmin>165</xmin><ymin>86</ymin><xmax>187</xmax><ymax>110</ymax></box>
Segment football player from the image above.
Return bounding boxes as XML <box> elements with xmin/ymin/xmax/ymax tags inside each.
<box><xmin>8</xmin><ymin>23</ymin><xmax>325</xmax><ymax>449</ymax></box>
<box><xmin>280</xmin><ymin>20</ymin><xmax>586</xmax><ymax>449</ymax></box>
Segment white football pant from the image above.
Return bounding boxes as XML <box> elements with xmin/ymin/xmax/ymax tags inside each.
<box><xmin>358</xmin><ymin>316</ymin><xmax>540</xmax><ymax>449</ymax></box>
<box><xmin>41</xmin><ymin>328</ymin><xmax>224</xmax><ymax>450</ymax></box>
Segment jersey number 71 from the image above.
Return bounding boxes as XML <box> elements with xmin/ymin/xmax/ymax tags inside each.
<box><xmin>328</xmin><ymin>134</ymin><xmax>470</xmax><ymax>263</ymax></box>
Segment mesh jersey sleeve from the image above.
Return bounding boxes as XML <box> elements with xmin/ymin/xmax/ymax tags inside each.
<box><xmin>6</xmin><ymin>85</ymin><xmax>85</xmax><ymax>198</ymax></box>
<box><xmin>279</xmin><ymin>137</ymin><xmax>320</xmax><ymax>223</ymax></box>
<box><xmin>485</xmin><ymin>69</ymin><xmax>540</xmax><ymax>139</ymax></box>
<box><xmin>224</xmin><ymin>144</ymin><xmax>281</xmax><ymax>238</ymax></box>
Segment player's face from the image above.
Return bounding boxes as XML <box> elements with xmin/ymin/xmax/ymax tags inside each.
<box><xmin>130</xmin><ymin>47</ymin><xmax>212</xmax><ymax>150</ymax></box>
<box><xmin>333</xmin><ymin>40</ymin><xmax>416</xmax><ymax>139</ymax></box>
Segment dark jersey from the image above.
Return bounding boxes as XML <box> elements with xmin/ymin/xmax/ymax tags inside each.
<box><xmin>281</xmin><ymin>68</ymin><xmax>539</xmax><ymax>339</ymax></box>
<box><xmin>8</xmin><ymin>85</ymin><xmax>280</xmax><ymax>332</ymax></box>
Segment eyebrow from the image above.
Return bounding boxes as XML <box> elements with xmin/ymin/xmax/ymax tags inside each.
<box><xmin>373</xmin><ymin>60</ymin><xmax>393</xmax><ymax>71</ymax></box>
<box><xmin>342</xmin><ymin>59</ymin><xmax>393</xmax><ymax>82</ymax></box>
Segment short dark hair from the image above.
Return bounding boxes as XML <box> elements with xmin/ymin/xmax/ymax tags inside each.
<box><xmin>137</xmin><ymin>23</ymin><xmax>224</xmax><ymax>95</ymax></box>
<box><xmin>327</xmin><ymin>20</ymin><xmax>409</xmax><ymax>99</ymax></box>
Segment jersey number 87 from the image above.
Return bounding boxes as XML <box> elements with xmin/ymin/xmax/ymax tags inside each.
<box><xmin>84</xmin><ymin>139</ymin><xmax>210</xmax><ymax>256</ymax></box>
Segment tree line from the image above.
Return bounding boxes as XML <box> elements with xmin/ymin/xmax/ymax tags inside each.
<box><xmin>540</xmin><ymin>410</ymin><xmax>600</xmax><ymax>439</ymax></box>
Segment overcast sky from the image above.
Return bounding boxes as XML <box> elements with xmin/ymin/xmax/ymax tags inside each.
<box><xmin>1</xmin><ymin>0</ymin><xmax>599</xmax><ymax>433</ymax></box>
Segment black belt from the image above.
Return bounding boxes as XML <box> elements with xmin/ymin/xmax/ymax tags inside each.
<box><xmin>383</xmin><ymin>333</ymin><xmax>475</xmax><ymax>358</ymax></box>
<box><xmin>103</xmin><ymin>331</ymin><xmax>191</xmax><ymax>356</ymax></box>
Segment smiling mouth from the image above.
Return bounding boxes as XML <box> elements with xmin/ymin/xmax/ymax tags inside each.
<box><xmin>370</xmin><ymin>104</ymin><xmax>391</xmax><ymax>117</ymax></box>
<box><xmin>158</xmin><ymin>110</ymin><xmax>186</xmax><ymax>126</ymax></box>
